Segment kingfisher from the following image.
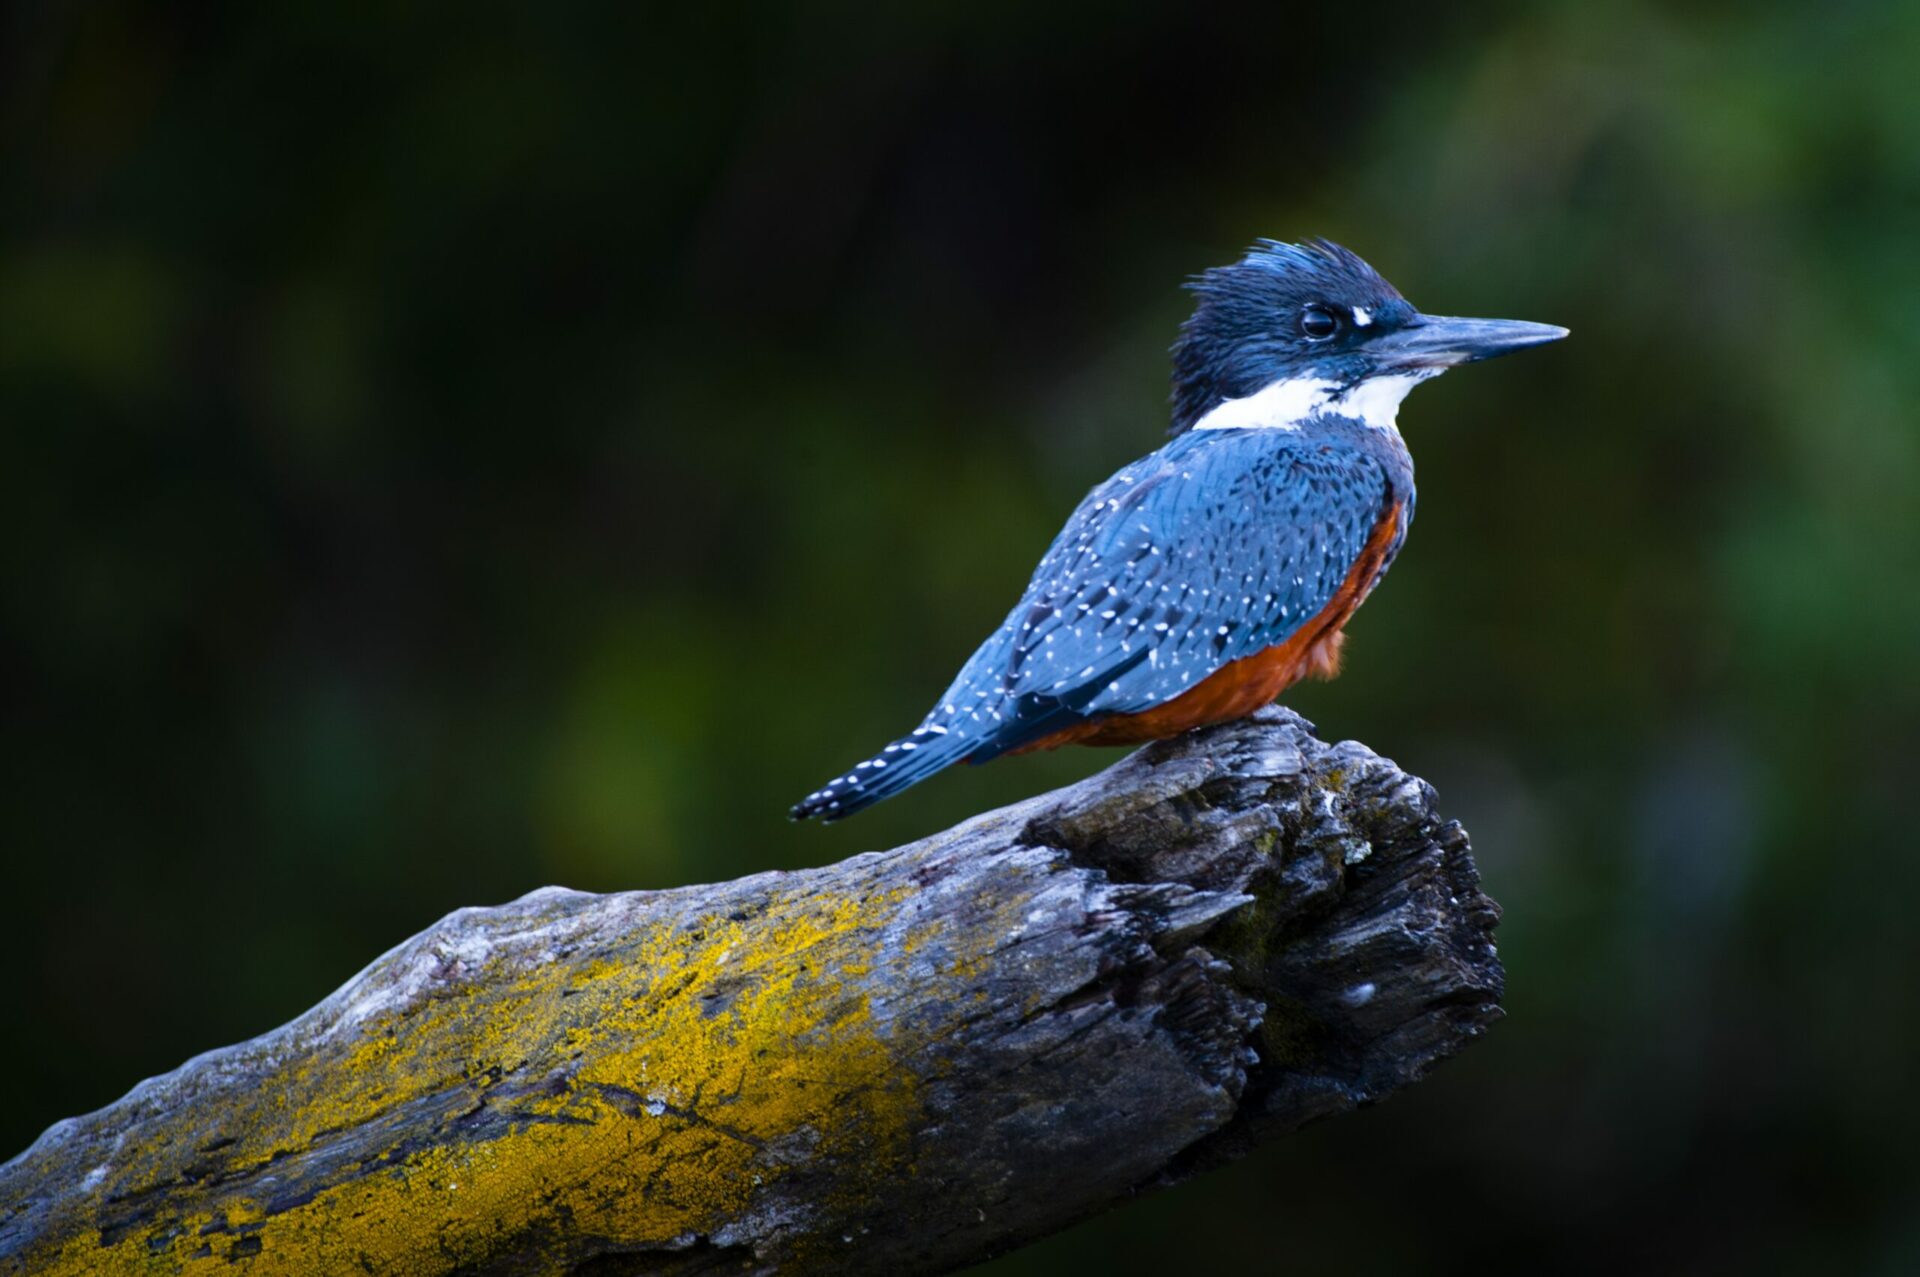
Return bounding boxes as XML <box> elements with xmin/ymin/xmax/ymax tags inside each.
<box><xmin>792</xmin><ymin>239</ymin><xmax>1565</xmax><ymax>822</ymax></box>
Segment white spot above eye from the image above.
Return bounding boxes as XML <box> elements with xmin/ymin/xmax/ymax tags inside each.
<box><xmin>1352</xmin><ymin>306</ymin><xmax>1373</xmax><ymax>327</ymax></box>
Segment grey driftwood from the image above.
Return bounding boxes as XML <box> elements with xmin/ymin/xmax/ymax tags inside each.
<box><xmin>0</xmin><ymin>706</ymin><xmax>1502</xmax><ymax>1275</ymax></box>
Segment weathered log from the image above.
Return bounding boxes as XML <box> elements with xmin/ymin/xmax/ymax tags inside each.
<box><xmin>0</xmin><ymin>707</ymin><xmax>1502</xmax><ymax>1275</ymax></box>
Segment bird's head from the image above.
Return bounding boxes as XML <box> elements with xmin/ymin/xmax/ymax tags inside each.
<box><xmin>1168</xmin><ymin>238</ymin><xmax>1567</xmax><ymax>435</ymax></box>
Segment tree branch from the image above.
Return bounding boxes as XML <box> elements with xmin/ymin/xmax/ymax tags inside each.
<box><xmin>0</xmin><ymin>707</ymin><xmax>1502</xmax><ymax>1276</ymax></box>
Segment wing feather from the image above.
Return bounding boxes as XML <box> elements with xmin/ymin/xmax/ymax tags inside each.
<box><xmin>921</xmin><ymin>428</ymin><xmax>1396</xmax><ymax>752</ymax></box>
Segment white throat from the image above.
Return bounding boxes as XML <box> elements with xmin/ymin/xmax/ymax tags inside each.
<box><xmin>1192</xmin><ymin>371</ymin><xmax>1437</xmax><ymax>434</ymax></box>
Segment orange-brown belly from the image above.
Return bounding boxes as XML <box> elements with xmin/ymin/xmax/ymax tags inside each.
<box><xmin>1008</xmin><ymin>499</ymin><xmax>1403</xmax><ymax>755</ymax></box>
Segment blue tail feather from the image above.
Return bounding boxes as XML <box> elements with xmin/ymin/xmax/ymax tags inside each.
<box><xmin>789</xmin><ymin>726</ymin><xmax>978</xmax><ymax>822</ymax></box>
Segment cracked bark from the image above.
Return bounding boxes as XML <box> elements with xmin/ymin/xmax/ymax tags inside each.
<box><xmin>0</xmin><ymin>707</ymin><xmax>1503</xmax><ymax>1276</ymax></box>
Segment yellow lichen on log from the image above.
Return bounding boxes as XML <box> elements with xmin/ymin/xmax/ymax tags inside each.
<box><xmin>27</xmin><ymin>885</ymin><xmax>925</xmax><ymax>1275</ymax></box>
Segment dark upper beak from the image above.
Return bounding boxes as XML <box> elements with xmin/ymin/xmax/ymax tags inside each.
<box><xmin>1372</xmin><ymin>313</ymin><xmax>1569</xmax><ymax>372</ymax></box>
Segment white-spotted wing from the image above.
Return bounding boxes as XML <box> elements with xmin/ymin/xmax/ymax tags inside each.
<box><xmin>922</xmin><ymin>426</ymin><xmax>1399</xmax><ymax>756</ymax></box>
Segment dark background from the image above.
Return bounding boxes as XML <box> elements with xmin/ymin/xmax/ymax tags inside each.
<box><xmin>5</xmin><ymin>2</ymin><xmax>1918</xmax><ymax>1272</ymax></box>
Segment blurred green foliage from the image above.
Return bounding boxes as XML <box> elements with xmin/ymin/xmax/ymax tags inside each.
<box><xmin>4</xmin><ymin>1</ymin><xmax>1918</xmax><ymax>1271</ymax></box>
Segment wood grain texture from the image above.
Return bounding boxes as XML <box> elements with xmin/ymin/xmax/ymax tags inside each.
<box><xmin>0</xmin><ymin>707</ymin><xmax>1502</xmax><ymax>1276</ymax></box>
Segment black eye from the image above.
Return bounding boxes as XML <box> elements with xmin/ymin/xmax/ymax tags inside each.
<box><xmin>1300</xmin><ymin>304</ymin><xmax>1340</xmax><ymax>340</ymax></box>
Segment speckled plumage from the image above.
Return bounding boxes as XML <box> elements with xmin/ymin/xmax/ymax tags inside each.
<box><xmin>790</xmin><ymin>419</ymin><xmax>1409</xmax><ymax>820</ymax></box>
<box><xmin>950</xmin><ymin>417</ymin><xmax>1410</xmax><ymax>736</ymax></box>
<box><xmin>792</xmin><ymin>239</ymin><xmax>1565</xmax><ymax>821</ymax></box>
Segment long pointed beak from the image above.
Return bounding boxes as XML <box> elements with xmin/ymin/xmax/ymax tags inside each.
<box><xmin>1373</xmin><ymin>313</ymin><xmax>1569</xmax><ymax>372</ymax></box>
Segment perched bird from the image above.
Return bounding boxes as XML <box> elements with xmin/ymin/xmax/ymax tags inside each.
<box><xmin>792</xmin><ymin>239</ymin><xmax>1565</xmax><ymax>822</ymax></box>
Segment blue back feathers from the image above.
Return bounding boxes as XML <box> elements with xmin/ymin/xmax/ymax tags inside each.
<box><xmin>790</xmin><ymin>419</ymin><xmax>1413</xmax><ymax>821</ymax></box>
